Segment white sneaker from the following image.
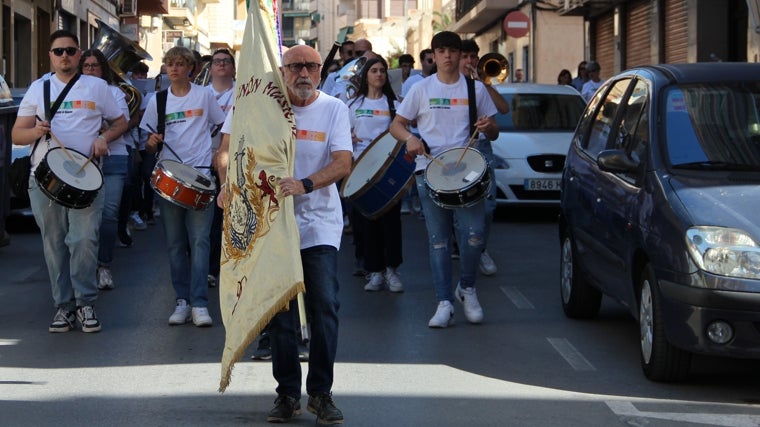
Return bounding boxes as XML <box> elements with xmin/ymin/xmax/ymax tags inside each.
<box><xmin>192</xmin><ymin>307</ymin><xmax>213</xmax><ymax>327</ymax></box>
<box><xmin>364</xmin><ymin>272</ymin><xmax>384</xmax><ymax>291</ymax></box>
<box><xmin>479</xmin><ymin>251</ymin><xmax>498</xmax><ymax>276</ymax></box>
<box><xmin>97</xmin><ymin>266</ymin><xmax>114</xmax><ymax>290</ymax></box>
<box><xmin>428</xmin><ymin>300</ymin><xmax>455</xmax><ymax>328</ymax></box>
<box><xmin>455</xmin><ymin>284</ymin><xmax>484</xmax><ymax>324</ymax></box>
<box><xmin>168</xmin><ymin>299</ymin><xmax>192</xmax><ymax>325</ymax></box>
<box><xmin>129</xmin><ymin>211</ymin><xmax>147</xmax><ymax>231</ymax></box>
<box><xmin>384</xmin><ymin>267</ymin><xmax>404</xmax><ymax>293</ymax></box>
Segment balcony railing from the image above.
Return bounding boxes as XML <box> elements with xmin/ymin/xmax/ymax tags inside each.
<box><xmin>281</xmin><ymin>0</ymin><xmax>311</xmax><ymax>12</ymax></box>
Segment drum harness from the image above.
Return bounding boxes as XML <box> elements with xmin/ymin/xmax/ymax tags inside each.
<box><xmin>38</xmin><ymin>74</ymin><xmax>82</xmax><ymax>162</ymax></box>
<box><xmin>150</xmin><ymin>89</ymin><xmax>214</xmax><ymax>172</ymax></box>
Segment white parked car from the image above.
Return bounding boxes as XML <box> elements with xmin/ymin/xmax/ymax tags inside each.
<box><xmin>489</xmin><ymin>83</ymin><xmax>586</xmax><ymax>206</ymax></box>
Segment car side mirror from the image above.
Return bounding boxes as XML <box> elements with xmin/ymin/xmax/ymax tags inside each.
<box><xmin>597</xmin><ymin>149</ymin><xmax>640</xmax><ymax>173</ymax></box>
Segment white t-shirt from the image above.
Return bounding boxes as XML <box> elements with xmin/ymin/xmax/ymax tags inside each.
<box><xmin>207</xmin><ymin>83</ymin><xmax>236</xmax><ymax>150</ymax></box>
<box><xmin>18</xmin><ymin>73</ymin><xmax>125</xmax><ymax>172</ymax></box>
<box><xmin>293</xmin><ymin>92</ymin><xmax>353</xmax><ymax>250</ymax></box>
<box><xmin>107</xmin><ymin>85</ymin><xmax>130</xmax><ymax>156</ymax></box>
<box><xmin>140</xmin><ymin>83</ymin><xmax>226</xmax><ymax>176</ymax></box>
<box><xmin>581</xmin><ymin>79</ymin><xmax>604</xmax><ymax>101</ymax></box>
<box><xmin>220</xmin><ymin>107</ymin><xmax>234</xmax><ymax>135</ymax></box>
<box><xmin>396</xmin><ymin>73</ymin><xmax>499</xmax><ymax>172</ymax></box>
<box><xmin>347</xmin><ymin>95</ymin><xmax>395</xmax><ymax>160</ymax></box>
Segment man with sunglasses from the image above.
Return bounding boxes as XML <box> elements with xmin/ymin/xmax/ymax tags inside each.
<box><xmin>12</xmin><ymin>30</ymin><xmax>128</xmax><ymax>333</ymax></box>
<box><xmin>262</xmin><ymin>44</ymin><xmax>352</xmax><ymax>425</ymax></box>
<box><xmin>206</xmin><ymin>48</ymin><xmax>236</xmax><ymax>289</ymax></box>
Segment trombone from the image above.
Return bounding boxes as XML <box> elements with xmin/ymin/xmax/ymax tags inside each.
<box><xmin>472</xmin><ymin>53</ymin><xmax>509</xmax><ymax>85</ymax></box>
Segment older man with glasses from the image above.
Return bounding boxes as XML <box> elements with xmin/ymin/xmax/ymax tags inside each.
<box><xmin>581</xmin><ymin>60</ymin><xmax>604</xmax><ymax>101</ymax></box>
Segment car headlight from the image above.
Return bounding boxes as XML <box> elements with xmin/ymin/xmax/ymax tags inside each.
<box><xmin>686</xmin><ymin>226</ymin><xmax>760</xmax><ymax>279</ymax></box>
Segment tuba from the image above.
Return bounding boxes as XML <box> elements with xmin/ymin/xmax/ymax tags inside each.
<box><xmin>475</xmin><ymin>53</ymin><xmax>509</xmax><ymax>85</ymax></box>
<box><xmin>92</xmin><ymin>19</ymin><xmax>153</xmax><ymax>117</ymax></box>
<box><xmin>335</xmin><ymin>56</ymin><xmax>367</xmax><ymax>99</ymax></box>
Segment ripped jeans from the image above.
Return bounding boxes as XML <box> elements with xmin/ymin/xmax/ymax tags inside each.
<box><xmin>415</xmin><ymin>173</ymin><xmax>486</xmax><ymax>303</ymax></box>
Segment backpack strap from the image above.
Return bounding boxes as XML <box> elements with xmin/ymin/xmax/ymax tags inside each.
<box><xmin>466</xmin><ymin>76</ymin><xmax>477</xmax><ymax>136</ymax></box>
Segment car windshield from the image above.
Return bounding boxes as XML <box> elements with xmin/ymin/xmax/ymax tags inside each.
<box><xmin>665</xmin><ymin>83</ymin><xmax>760</xmax><ymax>170</ymax></box>
<box><xmin>495</xmin><ymin>93</ymin><xmax>586</xmax><ymax>132</ymax></box>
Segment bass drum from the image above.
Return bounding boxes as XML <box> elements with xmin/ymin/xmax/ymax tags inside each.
<box><xmin>34</xmin><ymin>147</ymin><xmax>103</xmax><ymax>209</ymax></box>
<box><xmin>424</xmin><ymin>147</ymin><xmax>491</xmax><ymax>209</ymax></box>
<box><xmin>340</xmin><ymin>131</ymin><xmax>415</xmax><ymax>219</ymax></box>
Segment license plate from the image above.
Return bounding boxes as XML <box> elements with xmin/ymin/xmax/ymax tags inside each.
<box><xmin>524</xmin><ymin>178</ymin><xmax>561</xmax><ymax>191</ymax></box>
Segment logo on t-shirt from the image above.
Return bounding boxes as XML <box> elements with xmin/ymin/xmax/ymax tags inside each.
<box><xmin>165</xmin><ymin>109</ymin><xmax>205</xmax><ymax>124</ymax></box>
<box><xmin>59</xmin><ymin>100</ymin><xmax>97</xmax><ymax>111</ymax></box>
<box><xmin>355</xmin><ymin>109</ymin><xmax>390</xmax><ymax>118</ymax></box>
<box><xmin>296</xmin><ymin>129</ymin><xmax>326</xmax><ymax>142</ymax></box>
<box><xmin>429</xmin><ymin>98</ymin><xmax>468</xmax><ymax>110</ymax></box>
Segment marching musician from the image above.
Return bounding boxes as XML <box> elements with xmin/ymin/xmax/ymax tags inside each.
<box><xmin>78</xmin><ymin>49</ymin><xmax>132</xmax><ymax>292</ymax></box>
<box><xmin>459</xmin><ymin>39</ymin><xmax>510</xmax><ymax>277</ymax></box>
<box><xmin>389</xmin><ymin>31</ymin><xmax>498</xmax><ymax>328</ymax></box>
<box><xmin>206</xmin><ymin>48</ymin><xmax>236</xmax><ymax>289</ymax></box>
<box><xmin>12</xmin><ymin>30</ymin><xmax>128</xmax><ymax>333</ymax></box>
<box><xmin>140</xmin><ymin>46</ymin><xmax>226</xmax><ymax>327</ymax></box>
<box><xmin>345</xmin><ymin>57</ymin><xmax>405</xmax><ymax>293</ymax></box>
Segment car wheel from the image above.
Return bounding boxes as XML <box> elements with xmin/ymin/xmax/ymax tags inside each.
<box><xmin>560</xmin><ymin>233</ymin><xmax>602</xmax><ymax>318</ymax></box>
<box><xmin>638</xmin><ymin>263</ymin><xmax>691</xmax><ymax>382</ymax></box>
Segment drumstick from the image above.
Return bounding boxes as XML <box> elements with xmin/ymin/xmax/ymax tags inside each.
<box><xmin>423</xmin><ymin>152</ymin><xmax>447</xmax><ymax>169</ymax></box>
<box><xmin>145</xmin><ymin>124</ymin><xmax>184</xmax><ymax>163</ymax></box>
<box><xmin>76</xmin><ymin>155</ymin><xmax>95</xmax><ymax>174</ymax></box>
<box><xmin>36</xmin><ymin>115</ymin><xmax>76</xmax><ymax>162</ymax></box>
<box><xmin>454</xmin><ymin>127</ymin><xmax>480</xmax><ymax>169</ymax></box>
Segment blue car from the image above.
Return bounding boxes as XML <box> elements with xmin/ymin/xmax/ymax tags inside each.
<box><xmin>558</xmin><ymin>63</ymin><xmax>760</xmax><ymax>382</ymax></box>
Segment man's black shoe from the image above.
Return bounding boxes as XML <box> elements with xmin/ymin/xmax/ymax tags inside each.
<box><xmin>307</xmin><ymin>392</ymin><xmax>344</xmax><ymax>425</ymax></box>
<box><xmin>267</xmin><ymin>394</ymin><xmax>301</xmax><ymax>423</ymax></box>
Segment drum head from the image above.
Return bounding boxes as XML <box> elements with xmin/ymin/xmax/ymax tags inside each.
<box><xmin>341</xmin><ymin>131</ymin><xmax>401</xmax><ymax>198</ymax></box>
<box><xmin>45</xmin><ymin>147</ymin><xmax>102</xmax><ymax>191</ymax></box>
<box><xmin>425</xmin><ymin>148</ymin><xmax>486</xmax><ymax>192</ymax></box>
<box><xmin>158</xmin><ymin>159</ymin><xmax>215</xmax><ymax>191</ymax></box>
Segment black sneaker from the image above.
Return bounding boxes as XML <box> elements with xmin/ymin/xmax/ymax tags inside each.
<box><xmin>118</xmin><ymin>228</ymin><xmax>133</xmax><ymax>248</ymax></box>
<box><xmin>307</xmin><ymin>393</ymin><xmax>344</xmax><ymax>425</ymax></box>
<box><xmin>267</xmin><ymin>394</ymin><xmax>301</xmax><ymax>423</ymax></box>
<box><xmin>251</xmin><ymin>334</ymin><xmax>272</xmax><ymax>360</ymax></box>
<box><xmin>76</xmin><ymin>306</ymin><xmax>102</xmax><ymax>333</ymax></box>
<box><xmin>49</xmin><ymin>308</ymin><xmax>76</xmax><ymax>333</ymax></box>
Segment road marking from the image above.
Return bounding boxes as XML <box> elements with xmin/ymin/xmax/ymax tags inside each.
<box><xmin>11</xmin><ymin>267</ymin><xmax>43</xmax><ymax>283</ymax></box>
<box><xmin>606</xmin><ymin>401</ymin><xmax>760</xmax><ymax>427</ymax></box>
<box><xmin>500</xmin><ymin>285</ymin><xmax>535</xmax><ymax>309</ymax></box>
<box><xmin>547</xmin><ymin>337</ymin><xmax>596</xmax><ymax>371</ymax></box>
<box><xmin>0</xmin><ymin>339</ymin><xmax>20</xmax><ymax>346</ymax></box>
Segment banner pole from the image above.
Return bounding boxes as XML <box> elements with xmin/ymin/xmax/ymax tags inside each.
<box><xmin>297</xmin><ymin>293</ymin><xmax>309</xmax><ymax>341</ymax></box>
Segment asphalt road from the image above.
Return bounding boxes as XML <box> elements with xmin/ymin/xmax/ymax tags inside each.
<box><xmin>1</xmin><ymin>208</ymin><xmax>760</xmax><ymax>427</ymax></box>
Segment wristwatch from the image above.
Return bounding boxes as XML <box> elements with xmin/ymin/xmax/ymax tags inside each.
<box><xmin>301</xmin><ymin>178</ymin><xmax>314</xmax><ymax>194</ymax></box>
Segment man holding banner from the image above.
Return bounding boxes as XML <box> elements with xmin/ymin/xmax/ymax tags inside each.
<box><xmin>214</xmin><ymin>7</ymin><xmax>352</xmax><ymax>420</ymax></box>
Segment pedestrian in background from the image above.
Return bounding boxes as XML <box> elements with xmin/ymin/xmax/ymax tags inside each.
<box><xmin>571</xmin><ymin>60</ymin><xmax>588</xmax><ymax>92</ymax></box>
<box><xmin>581</xmin><ymin>61</ymin><xmax>604</xmax><ymax>101</ymax></box>
<box><xmin>557</xmin><ymin>69</ymin><xmax>573</xmax><ymax>86</ymax></box>
<box><xmin>12</xmin><ymin>30</ymin><xmax>128</xmax><ymax>333</ymax></box>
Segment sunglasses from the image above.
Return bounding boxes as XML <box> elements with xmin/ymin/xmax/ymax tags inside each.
<box><xmin>355</xmin><ymin>50</ymin><xmax>366</xmax><ymax>56</ymax></box>
<box><xmin>212</xmin><ymin>58</ymin><xmax>233</xmax><ymax>65</ymax></box>
<box><xmin>283</xmin><ymin>62</ymin><xmax>321</xmax><ymax>73</ymax></box>
<box><xmin>50</xmin><ymin>47</ymin><xmax>78</xmax><ymax>57</ymax></box>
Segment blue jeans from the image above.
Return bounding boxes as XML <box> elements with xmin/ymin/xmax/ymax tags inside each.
<box><xmin>476</xmin><ymin>139</ymin><xmax>497</xmax><ymax>244</ymax></box>
<box><xmin>98</xmin><ymin>155</ymin><xmax>127</xmax><ymax>266</ymax></box>
<box><xmin>270</xmin><ymin>245</ymin><xmax>340</xmax><ymax>398</ymax></box>
<box><xmin>29</xmin><ymin>175</ymin><xmax>104</xmax><ymax>310</ymax></box>
<box><xmin>157</xmin><ymin>198</ymin><xmax>214</xmax><ymax>307</ymax></box>
<box><xmin>415</xmin><ymin>174</ymin><xmax>485</xmax><ymax>302</ymax></box>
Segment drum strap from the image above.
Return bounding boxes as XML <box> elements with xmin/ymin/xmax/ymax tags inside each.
<box><xmin>386</xmin><ymin>94</ymin><xmax>396</xmax><ymax>121</ymax></box>
<box><xmin>156</xmin><ymin>89</ymin><xmax>168</xmax><ymax>135</ymax></box>
<box><xmin>465</xmin><ymin>76</ymin><xmax>476</xmax><ymax>137</ymax></box>
<box><xmin>41</xmin><ymin>73</ymin><xmax>81</xmax><ymax>154</ymax></box>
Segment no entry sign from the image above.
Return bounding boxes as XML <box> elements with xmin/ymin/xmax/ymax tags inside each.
<box><xmin>504</xmin><ymin>11</ymin><xmax>530</xmax><ymax>38</ymax></box>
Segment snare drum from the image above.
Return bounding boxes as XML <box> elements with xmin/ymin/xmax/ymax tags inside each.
<box><xmin>424</xmin><ymin>147</ymin><xmax>491</xmax><ymax>209</ymax></box>
<box><xmin>34</xmin><ymin>147</ymin><xmax>103</xmax><ymax>209</ymax></box>
<box><xmin>340</xmin><ymin>131</ymin><xmax>415</xmax><ymax>219</ymax></box>
<box><xmin>151</xmin><ymin>159</ymin><xmax>216</xmax><ymax>210</ymax></box>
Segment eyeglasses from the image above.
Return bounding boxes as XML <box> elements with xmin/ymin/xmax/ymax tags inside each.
<box><xmin>425</xmin><ymin>58</ymin><xmax>434</xmax><ymax>64</ymax></box>
<box><xmin>283</xmin><ymin>62</ymin><xmax>321</xmax><ymax>73</ymax></box>
<box><xmin>82</xmin><ymin>63</ymin><xmax>101</xmax><ymax>69</ymax></box>
<box><xmin>50</xmin><ymin>47</ymin><xmax>78</xmax><ymax>57</ymax></box>
<box><xmin>355</xmin><ymin>50</ymin><xmax>366</xmax><ymax>57</ymax></box>
<box><xmin>212</xmin><ymin>58</ymin><xmax>233</xmax><ymax>66</ymax></box>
